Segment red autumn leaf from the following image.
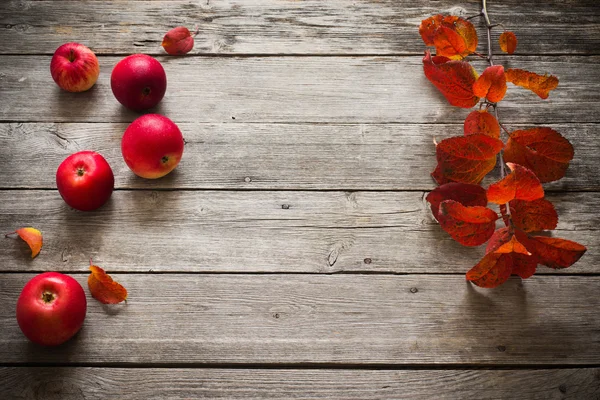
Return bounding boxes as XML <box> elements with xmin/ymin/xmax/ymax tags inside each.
<box><xmin>419</xmin><ymin>15</ymin><xmax>443</xmax><ymax>46</ymax></box>
<box><xmin>426</xmin><ymin>182</ymin><xmax>487</xmax><ymax>223</ymax></box>
<box><xmin>420</xmin><ymin>15</ymin><xmax>478</xmax><ymax>60</ymax></box>
<box><xmin>423</xmin><ymin>50</ymin><xmax>480</xmax><ymax>108</ymax></box>
<box><xmin>5</xmin><ymin>227</ymin><xmax>43</xmax><ymax>258</ymax></box>
<box><xmin>528</xmin><ymin>236</ymin><xmax>586</xmax><ymax>269</ymax></box>
<box><xmin>88</xmin><ymin>263</ymin><xmax>128</xmax><ymax>304</ymax></box>
<box><xmin>505</xmin><ymin>68</ymin><xmax>559</xmax><ymax>99</ymax></box>
<box><xmin>487</xmin><ymin>163</ymin><xmax>544</xmax><ymax>205</ymax></box>
<box><xmin>434</xmin><ymin>134</ymin><xmax>503</xmax><ymax>184</ymax></box>
<box><xmin>499</xmin><ymin>31</ymin><xmax>517</xmax><ymax>54</ymax></box>
<box><xmin>162</xmin><ymin>26</ymin><xmax>197</xmax><ymax>55</ymax></box>
<box><xmin>464</xmin><ymin>110</ymin><xmax>500</xmax><ymax>139</ymax></box>
<box><xmin>501</xmin><ymin>199</ymin><xmax>558</xmax><ymax>232</ymax></box>
<box><xmin>466</xmin><ymin>253</ymin><xmax>512</xmax><ymax>288</ymax></box>
<box><xmin>438</xmin><ymin>200</ymin><xmax>498</xmax><ymax>246</ymax></box>
<box><xmin>503</xmin><ymin>127</ymin><xmax>574</xmax><ymax>183</ymax></box>
<box><xmin>473</xmin><ymin>65</ymin><xmax>507</xmax><ymax>103</ymax></box>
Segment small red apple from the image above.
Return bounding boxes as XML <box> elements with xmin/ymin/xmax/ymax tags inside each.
<box><xmin>121</xmin><ymin>114</ymin><xmax>184</xmax><ymax>179</ymax></box>
<box><xmin>50</xmin><ymin>42</ymin><xmax>100</xmax><ymax>92</ymax></box>
<box><xmin>110</xmin><ymin>54</ymin><xmax>167</xmax><ymax>111</ymax></box>
<box><xmin>16</xmin><ymin>272</ymin><xmax>87</xmax><ymax>346</ymax></box>
<box><xmin>56</xmin><ymin>151</ymin><xmax>114</xmax><ymax>211</ymax></box>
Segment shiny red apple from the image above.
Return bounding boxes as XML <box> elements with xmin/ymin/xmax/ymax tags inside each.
<box><xmin>121</xmin><ymin>114</ymin><xmax>184</xmax><ymax>179</ymax></box>
<box><xmin>56</xmin><ymin>151</ymin><xmax>114</xmax><ymax>211</ymax></box>
<box><xmin>50</xmin><ymin>42</ymin><xmax>100</xmax><ymax>92</ymax></box>
<box><xmin>110</xmin><ymin>54</ymin><xmax>167</xmax><ymax>111</ymax></box>
<box><xmin>16</xmin><ymin>272</ymin><xmax>87</xmax><ymax>346</ymax></box>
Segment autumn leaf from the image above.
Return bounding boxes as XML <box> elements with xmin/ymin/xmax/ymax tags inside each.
<box><xmin>438</xmin><ymin>200</ymin><xmax>498</xmax><ymax>246</ymax></box>
<box><xmin>464</xmin><ymin>110</ymin><xmax>500</xmax><ymax>139</ymax></box>
<box><xmin>487</xmin><ymin>163</ymin><xmax>544</xmax><ymax>204</ymax></box>
<box><xmin>426</xmin><ymin>182</ymin><xmax>487</xmax><ymax>223</ymax></box>
<box><xmin>419</xmin><ymin>15</ymin><xmax>443</xmax><ymax>45</ymax></box>
<box><xmin>503</xmin><ymin>127</ymin><xmax>574</xmax><ymax>183</ymax></box>
<box><xmin>5</xmin><ymin>227</ymin><xmax>43</xmax><ymax>258</ymax></box>
<box><xmin>501</xmin><ymin>198</ymin><xmax>558</xmax><ymax>232</ymax></box>
<box><xmin>473</xmin><ymin>65</ymin><xmax>507</xmax><ymax>103</ymax></box>
<box><xmin>419</xmin><ymin>15</ymin><xmax>477</xmax><ymax>60</ymax></box>
<box><xmin>423</xmin><ymin>50</ymin><xmax>480</xmax><ymax>108</ymax></box>
<box><xmin>499</xmin><ymin>31</ymin><xmax>517</xmax><ymax>54</ymax></box>
<box><xmin>466</xmin><ymin>253</ymin><xmax>512</xmax><ymax>288</ymax></box>
<box><xmin>434</xmin><ymin>134</ymin><xmax>503</xmax><ymax>184</ymax></box>
<box><xmin>88</xmin><ymin>263</ymin><xmax>128</xmax><ymax>304</ymax></box>
<box><xmin>528</xmin><ymin>236</ymin><xmax>586</xmax><ymax>269</ymax></box>
<box><xmin>162</xmin><ymin>26</ymin><xmax>197</xmax><ymax>55</ymax></box>
<box><xmin>505</xmin><ymin>68</ymin><xmax>559</xmax><ymax>99</ymax></box>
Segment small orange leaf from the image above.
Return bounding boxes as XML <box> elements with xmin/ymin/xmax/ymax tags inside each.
<box><xmin>419</xmin><ymin>15</ymin><xmax>443</xmax><ymax>46</ymax></box>
<box><xmin>420</xmin><ymin>15</ymin><xmax>478</xmax><ymax>60</ymax></box>
<box><xmin>528</xmin><ymin>237</ymin><xmax>586</xmax><ymax>269</ymax></box>
<box><xmin>423</xmin><ymin>50</ymin><xmax>480</xmax><ymax>108</ymax></box>
<box><xmin>487</xmin><ymin>163</ymin><xmax>544</xmax><ymax>205</ymax></box>
<box><xmin>466</xmin><ymin>252</ymin><xmax>512</xmax><ymax>288</ymax></box>
<box><xmin>438</xmin><ymin>200</ymin><xmax>498</xmax><ymax>246</ymax></box>
<box><xmin>426</xmin><ymin>182</ymin><xmax>488</xmax><ymax>223</ymax></box>
<box><xmin>5</xmin><ymin>227</ymin><xmax>43</xmax><ymax>258</ymax></box>
<box><xmin>162</xmin><ymin>26</ymin><xmax>196</xmax><ymax>55</ymax></box>
<box><xmin>505</xmin><ymin>68</ymin><xmax>559</xmax><ymax>99</ymax></box>
<box><xmin>473</xmin><ymin>65</ymin><xmax>507</xmax><ymax>103</ymax></box>
<box><xmin>499</xmin><ymin>31</ymin><xmax>517</xmax><ymax>54</ymax></box>
<box><xmin>464</xmin><ymin>110</ymin><xmax>500</xmax><ymax>139</ymax></box>
<box><xmin>88</xmin><ymin>263</ymin><xmax>128</xmax><ymax>304</ymax></box>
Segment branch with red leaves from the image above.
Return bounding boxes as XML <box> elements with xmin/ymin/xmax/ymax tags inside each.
<box><xmin>420</xmin><ymin>0</ymin><xmax>586</xmax><ymax>288</ymax></box>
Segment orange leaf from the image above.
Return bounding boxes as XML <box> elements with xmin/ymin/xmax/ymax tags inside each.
<box><xmin>487</xmin><ymin>163</ymin><xmax>544</xmax><ymax>205</ymax></box>
<box><xmin>473</xmin><ymin>65</ymin><xmax>507</xmax><ymax>103</ymax></box>
<box><xmin>505</xmin><ymin>68</ymin><xmax>558</xmax><ymax>99</ymax></box>
<box><xmin>502</xmin><ymin>199</ymin><xmax>558</xmax><ymax>233</ymax></box>
<box><xmin>499</xmin><ymin>31</ymin><xmax>517</xmax><ymax>54</ymax></box>
<box><xmin>5</xmin><ymin>227</ymin><xmax>43</xmax><ymax>258</ymax></box>
<box><xmin>528</xmin><ymin>236</ymin><xmax>586</xmax><ymax>269</ymax></box>
<box><xmin>438</xmin><ymin>200</ymin><xmax>498</xmax><ymax>246</ymax></box>
<box><xmin>466</xmin><ymin>253</ymin><xmax>512</xmax><ymax>288</ymax></box>
<box><xmin>420</xmin><ymin>15</ymin><xmax>478</xmax><ymax>60</ymax></box>
<box><xmin>434</xmin><ymin>134</ymin><xmax>503</xmax><ymax>184</ymax></box>
<box><xmin>426</xmin><ymin>182</ymin><xmax>487</xmax><ymax>223</ymax></box>
<box><xmin>503</xmin><ymin>127</ymin><xmax>574</xmax><ymax>183</ymax></box>
<box><xmin>464</xmin><ymin>110</ymin><xmax>500</xmax><ymax>139</ymax></box>
<box><xmin>423</xmin><ymin>50</ymin><xmax>480</xmax><ymax>108</ymax></box>
<box><xmin>88</xmin><ymin>264</ymin><xmax>128</xmax><ymax>304</ymax></box>
<box><xmin>162</xmin><ymin>26</ymin><xmax>196</xmax><ymax>55</ymax></box>
<box><xmin>419</xmin><ymin>15</ymin><xmax>443</xmax><ymax>46</ymax></box>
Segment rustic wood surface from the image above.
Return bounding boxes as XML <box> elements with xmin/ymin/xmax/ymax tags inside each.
<box><xmin>1</xmin><ymin>0</ymin><xmax>599</xmax><ymax>398</ymax></box>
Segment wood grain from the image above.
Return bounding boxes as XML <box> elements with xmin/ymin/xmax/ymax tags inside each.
<box><xmin>0</xmin><ymin>122</ymin><xmax>597</xmax><ymax>191</ymax></box>
<box><xmin>1</xmin><ymin>274</ymin><xmax>599</xmax><ymax>365</ymax></box>
<box><xmin>0</xmin><ymin>190</ymin><xmax>596</xmax><ymax>274</ymax></box>
<box><xmin>0</xmin><ymin>1</ymin><xmax>598</xmax><ymax>55</ymax></box>
<box><xmin>1</xmin><ymin>56</ymin><xmax>598</xmax><ymax>124</ymax></box>
<box><xmin>1</xmin><ymin>367</ymin><xmax>599</xmax><ymax>399</ymax></box>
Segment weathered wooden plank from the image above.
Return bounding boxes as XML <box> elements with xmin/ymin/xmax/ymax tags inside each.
<box><xmin>1</xmin><ymin>367</ymin><xmax>598</xmax><ymax>399</ymax></box>
<box><xmin>0</xmin><ymin>1</ymin><xmax>598</xmax><ymax>55</ymax></box>
<box><xmin>0</xmin><ymin>122</ymin><xmax>597</xmax><ymax>191</ymax></box>
<box><xmin>1</xmin><ymin>274</ymin><xmax>599</xmax><ymax>365</ymax></box>
<box><xmin>0</xmin><ymin>190</ymin><xmax>596</xmax><ymax>274</ymax></box>
<box><xmin>0</xmin><ymin>56</ymin><xmax>598</xmax><ymax>124</ymax></box>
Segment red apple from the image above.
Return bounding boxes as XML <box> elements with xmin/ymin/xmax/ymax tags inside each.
<box><xmin>110</xmin><ymin>54</ymin><xmax>167</xmax><ymax>111</ymax></box>
<box><xmin>50</xmin><ymin>42</ymin><xmax>100</xmax><ymax>92</ymax></box>
<box><xmin>16</xmin><ymin>272</ymin><xmax>87</xmax><ymax>346</ymax></box>
<box><xmin>56</xmin><ymin>151</ymin><xmax>114</xmax><ymax>211</ymax></box>
<box><xmin>121</xmin><ymin>114</ymin><xmax>184</xmax><ymax>179</ymax></box>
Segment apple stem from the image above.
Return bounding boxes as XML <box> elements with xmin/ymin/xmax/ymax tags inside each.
<box><xmin>192</xmin><ymin>25</ymin><xmax>200</xmax><ymax>37</ymax></box>
<box><xmin>89</xmin><ymin>258</ymin><xmax>94</xmax><ymax>266</ymax></box>
<box><xmin>68</xmin><ymin>49</ymin><xmax>76</xmax><ymax>62</ymax></box>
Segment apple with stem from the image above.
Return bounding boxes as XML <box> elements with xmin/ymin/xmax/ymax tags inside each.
<box><xmin>56</xmin><ymin>151</ymin><xmax>114</xmax><ymax>211</ymax></box>
<box><xmin>111</xmin><ymin>54</ymin><xmax>167</xmax><ymax>111</ymax></box>
<box><xmin>16</xmin><ymin>272</ymin><xmax>87</xmax><ymax>346</ymax></box>
<box><xmin>50</xmin><ymin>42</ymin><xmax>100</xmax><ymax>92</ymax></box>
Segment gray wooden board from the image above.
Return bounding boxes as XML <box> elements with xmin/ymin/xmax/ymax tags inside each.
<box><xmin>1</xmin><ymin>367</ymin><xmax>599</xmax><ymax>399</ymax></box>
<box><xmin>1</xmin><ymin>56</ymin><xmax>598</xmax><ymax>124</ymax></box>
<box><xmin>0</xmin><ymin>122</ymin><xmax>597</xmax><ymax>191</ymax></box>
<box><xmin>0</xmin><ymin>190</ymin><xmax>595</xmax><ymax>274</ymax></box>
<box><xmin>1</xmin><ymin>274</ymin><xmax>599</xmax><ymax>365</ymax></box>
<box><xmin>0</xmin><ymin>1</ymin><xmax>598</xmax><ymax>55</ymax></box>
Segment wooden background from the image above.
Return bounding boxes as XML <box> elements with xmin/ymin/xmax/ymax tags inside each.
<box><xmin>1</xmin><ymin>0</ymin><xmax>599</xmax><ymax>398</ymax></box>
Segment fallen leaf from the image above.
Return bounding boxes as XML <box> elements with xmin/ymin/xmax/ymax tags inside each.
<box><xmin>487</xmin><ymin>163</ymin><xmax>544</xmax><ymax>204</ymax></box>
<box><xmin>423</xmin><ymin>50</ymin><xmax>480</xmax><ymax>108</ymax></box>
<box><xmin>426</xmin><ymin>182</ymin><xmax>487</xmax><ymax>223</ymax></box>
<box><xmin>528</xmin><ymin>236</ymin><xmax>586</xmax><ymax>269</ymax></box>
<box><xmin>162</xmin><ymin>26</ymin><xmax>196</xmax><ymax>55</ymax></box>
<box><xmin>499</xmin><ymin>31</ymin><xmax>517</xmax><ymax>54</ymax></box>
<box><xmin>419</xmin><ymin>15</ymin><xmax>443</xmax><ymax>46</ymax></box>
<box><xmin>434</xmin><ymin>134</ymin><xmax>503</xmax><ymax>184</ymax></box>
<box><xmin>505</xmin><ymin>68</ymin><xmax>559</xmax><ymax>99</ymax></box>
<box><xmin>88</xmin><ymin>263</ymin><xmax>128</xmax><ymax>304</ymax></box>
<box><xmin>464</xmin><ymin>110</ymin><xmax>500</xmax><ymax>139</ymax></box>
<box><xmin>503</xmin><ymin>127</ymin><xmax>574</xmax><ymax>183</ymax></box>
<box><xmin>419</xmin><ymin>15</ymin><xmax>478</xmax><ymax>60</ymax></box>
<box><xmin>438</xmin><ymin>200</ymin><xmax>498</xmax><ymax>246</ymax></box>
<box><xmin>501</xmin><ymin>198</ymin><xmax>558</xmax><ymax>232</ymax></box>
<box><xmin>473</xmin><ymin>65</ymin><xmax>507</xmax><ymax>103</ymax></box>
<box><xmin>5</xmin><ymin>227</ymin><xmax>42</xmax><ymax>258</ymax></box>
